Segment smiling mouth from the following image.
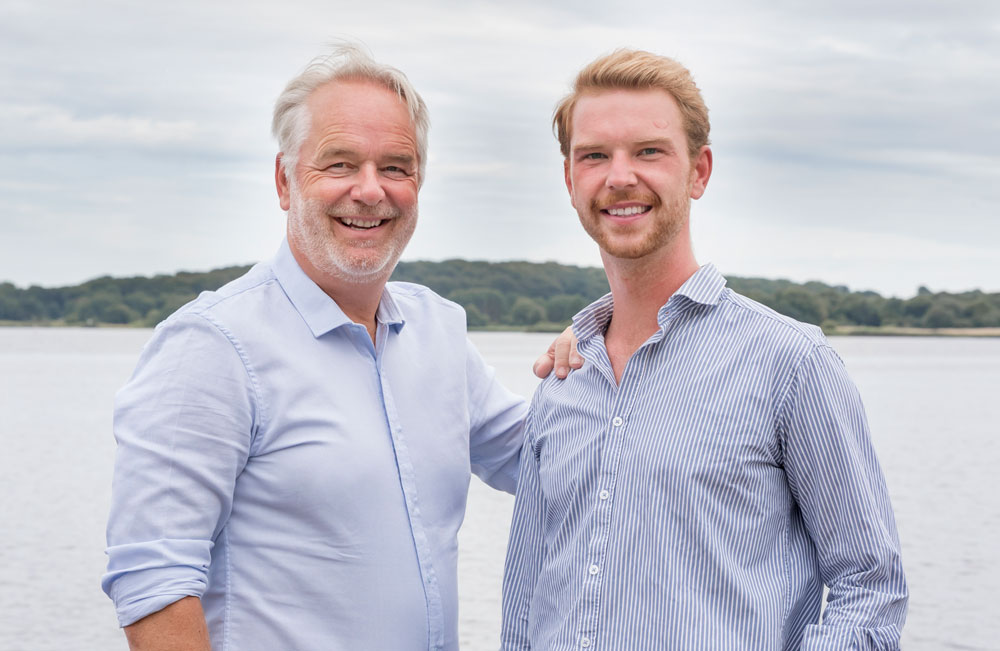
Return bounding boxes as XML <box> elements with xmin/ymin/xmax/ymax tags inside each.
<box><xmin>337</xmin><ymin>217</ymin><xmax>387</xmax><ymax>230</ymax></box>
<box><xmin>602</xmin><ymin>205</ymin><xmax>651</xmax><ymax>217</ymax></box>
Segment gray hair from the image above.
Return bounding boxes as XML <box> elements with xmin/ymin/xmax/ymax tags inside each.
<box><xmin>271</xmin><ymin>43</ymin><xmax>430</xmax><ymax>186</ymax></box>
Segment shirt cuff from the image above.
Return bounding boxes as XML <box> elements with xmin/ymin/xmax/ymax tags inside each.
<box><xmin>102</xmin><ymin>539</ymin><xmax>213</xmax><ymax>626</ymax></box>
<box><xmin>799</xmin><ymin>624</ymin><xmax>901</xmax><ymax>651</ymax></box>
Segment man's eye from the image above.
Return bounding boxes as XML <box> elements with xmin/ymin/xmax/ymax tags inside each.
<box><xmin>639</xmin><ymin>148</ymin><xmax>660</xmax><ymax>156</ymax></box>
<box><xmin>582</xmin><ymin>152</ymin><xmax>606</xmax><ymax>160</ymax></box>
<box><xmin>383</xmin><ymin>166</ymin><xmax>411</xmax><ymax>178</ymax></box>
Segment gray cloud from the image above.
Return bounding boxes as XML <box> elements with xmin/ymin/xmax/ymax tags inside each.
<box><xmin>1</xmin><ymin>0</ymin><xmax>997</xmax><ymax>297</ymax></box>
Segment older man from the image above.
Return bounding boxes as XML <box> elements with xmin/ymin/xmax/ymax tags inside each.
<box><xmin>502</xmin><ymin>49</ymin><xmax>908</xmax><ymax>650</ymax></box>
<box><xmin>102</xmin><ymin>46</ymin><xmax>573</xmax><ymax>650</ymax></box>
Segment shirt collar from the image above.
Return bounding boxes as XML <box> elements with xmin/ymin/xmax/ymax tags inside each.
<box><xmin>669</xmin><ymin>262</ymin><xmax>727</xmax><ymax>308</ymax></box>
<box><xmin>572</xmin><ymin>263</ymin><xmax>727</xmax><ymax>342</ymax></box>
<box><xmin>271</xmin><ymin>239</ymin><xmax>405</xmax><ymax>338</ymax></box>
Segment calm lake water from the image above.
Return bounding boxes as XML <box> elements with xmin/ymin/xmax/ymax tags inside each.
<box><xmin>1</xmin><ymin>328</ymin><xmax>998</xmax><ymax>650</ymax></box>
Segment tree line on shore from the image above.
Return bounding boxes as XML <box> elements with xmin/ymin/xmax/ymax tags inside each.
<box><xmin>2</xmin><ymin>260</ymin><xmax>998</xmax><ymax>330</ymax></box>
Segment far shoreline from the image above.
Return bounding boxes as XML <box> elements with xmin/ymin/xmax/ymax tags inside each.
<box><xmin>3</xmin><ymin>321</ymin><xmax>999</xmax><ymax>338</ymax></box>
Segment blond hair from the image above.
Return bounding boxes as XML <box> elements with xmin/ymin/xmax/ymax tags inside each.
<box><xmin>553</xmin><ymin>49</ymin><xmax>710</xmax><ymax>159</ymax></box>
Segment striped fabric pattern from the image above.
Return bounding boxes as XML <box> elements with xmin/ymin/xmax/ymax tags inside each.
<box><xmin>501</xmin><ymin>264</ymin><xmax>907</xmax><ymax>650</ymax></box>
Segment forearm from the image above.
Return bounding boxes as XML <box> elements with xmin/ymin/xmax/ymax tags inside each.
<box><xmin>124</xmin><ymin>596</ymin><xmax>211</xmax><ymax>651</ymax></box>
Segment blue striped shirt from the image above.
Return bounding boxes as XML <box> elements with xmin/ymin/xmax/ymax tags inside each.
<box><xmin>501</xmin><ymin>264</ymin><xmax>907</xmax><ymax>650</ymax></box>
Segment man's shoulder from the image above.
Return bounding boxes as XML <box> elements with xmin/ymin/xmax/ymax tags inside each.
<box><xmin>716</xmin><ymin>287</ymin><xmax>828</xmax><ymax>351</ymax></box>
<box><xmin>386</xmin><ymin>281</ymin><xmax>465</xmax><ymax>319</ymax></box>
<box><xmin>172</xmin><ymin>263</ymin><xmax>279</xmax><ymax>322</ymax></box>
<box><xmin>154</xmin><ymin>263</ymin><xmax>283</xmax><ymax>343</ymax></box>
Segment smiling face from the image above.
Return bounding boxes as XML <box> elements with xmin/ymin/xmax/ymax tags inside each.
<box><xmin>276</xmin><ymin>79</ymin><xmax>420</xmax><ymax>286</ymax></box>
<box><xmin>565</xmin><ymin>88</ymin><xmax>711</xmax><ymax>263</ymax></box>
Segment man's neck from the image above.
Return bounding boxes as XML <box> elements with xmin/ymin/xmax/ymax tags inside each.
<box><xmin>601</xmin><ymin>241</ymin><xmax>699</xmax><ymax>382</ymax></box>
<box><xmin>319</xmin><ymin>279</ymin><xmax>385</xmax><ymax>343</ymax></box>
<box><xmin>290</xmin><ymin>248</ymin><xmax>387</xmax><ymax>343</ymax></box>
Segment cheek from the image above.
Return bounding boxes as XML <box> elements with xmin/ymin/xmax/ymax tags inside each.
<box><xmin>388</xmin><ymin>181</ymin><xmax>419</xmax><ymax>208</ymax></box>
<box><xmin>567</xmin><ymin>171</ymin><xmax>590</xmax><ymax>209</ymax></box>
<box><xmin>301</xmin><ymin>178</ymin><xmax>349</xmax><ymax>203</ymax></box>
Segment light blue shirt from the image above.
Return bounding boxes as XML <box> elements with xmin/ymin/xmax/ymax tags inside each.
<box><xmin>502</xmin><ymin>264</ymin><xmax>907</xmax><ymax>650</ymax></box>
<box><xmin>103</xmin><ymin>241</ymin><xmax>526</xmax><ymax>650</ymax></box>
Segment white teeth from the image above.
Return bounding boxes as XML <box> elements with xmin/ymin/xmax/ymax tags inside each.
<box><xmin>340</xmin><ymin>217</ymin><xmax>385</xmax><ymax>228</ymax></box>
<box><xmin>606</xmin><ymin>206</ymin><xmax>647</xmax><ymax>216</ymax></box>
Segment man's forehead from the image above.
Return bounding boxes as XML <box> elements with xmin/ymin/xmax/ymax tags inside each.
<box><xmin>304</xmin><ymin>79</ymin><xmax>417</xmax><ymax>148</ymax></box>
<box><xmin>307</xmin><ymin>79</ymin><xmax>414</xmax><ymax>127</ymax></box>
<box><xmin>570</xmin><ymin>88</ymin><xmax>683</xmax><ymax>144</ymax></box>
<box><xmin>574</xmin><ymin>88</ymin><xmax>680</xmax><ymax>119</ymax></box>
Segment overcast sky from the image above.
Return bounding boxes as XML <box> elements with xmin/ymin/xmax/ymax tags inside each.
<box><xmin>2</xmin><ymin>0</ymin><xmax>997</xmax><ymax>297</ymax></box>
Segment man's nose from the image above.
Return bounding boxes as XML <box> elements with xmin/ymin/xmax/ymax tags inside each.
<box><xmin>351</xmin><ymin>163</ymin><xmax>386</xmax><ymax>205</ymax></box>
<box><xmin>606</xmin><ymin>152</ymin><xmax>637</xmax><ymax>190</ymax></box>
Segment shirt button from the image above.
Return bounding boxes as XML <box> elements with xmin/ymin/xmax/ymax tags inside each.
<box><xmin>599</xmin><ymin>489</ymin><xmax>610</xmax><ymax>500</ymax></box>
<box><xmin>589</xmin><ymin>564</ymin><xmax>600</xmax><ymax>575</ymax></box>
<box><xmin>612</xmin><ymin>416</ymin><xmax>623</xmax><ymax>426</ymax></box>
<box><xmin>581</xmin><ymin>637</ymin><xmax>591</xmax><ymax>648</ymax></box>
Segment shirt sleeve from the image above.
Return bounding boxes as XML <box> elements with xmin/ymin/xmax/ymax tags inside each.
<box><xmin>465</xmin><ymin>337</ymin><xmax>528</xmax><ymax>494</ymax></box>
<box><xmin>500</xmin><ymin>407</ymin><xmax>544</xmax><ymax>651</ymax></box>
<box><xmin>779</xmin><ymin>344</ymin><xmax>908</xmax><ymax>650</ymax></box>
<box><xmin>101</xmin><ymin>313</ymin><xmax>257</xmax><ymax>627</ymax></box>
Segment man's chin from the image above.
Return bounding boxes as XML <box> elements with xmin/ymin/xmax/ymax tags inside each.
<box><xmin>324</xmin><ymin>251</ymin><xmax>400</xmax><ymax>284</ymax></box>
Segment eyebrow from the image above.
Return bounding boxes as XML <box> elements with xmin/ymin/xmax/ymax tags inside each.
<box><xmin>315</xmin><ymin>147</ymin><xmax>358</xmax><ymax>161</ymax></box>
<box><xmin>636</xmin><ymin>138</ymin><xmax>676</xmax><ymax>150</ymax></box>
<box><xmin>571</xmin><ymin>137</ymin><xmax>677</xmax><ymax>153</ymax></box>
<box><xmin>314</xmin><ymin>147</ymin><xmax>415</xmax><ymax>167</ymax></box>
<box><xmin>381</xmin><ymin>153</ymin><xmax>416</xmax><ymax>167</ymax></box>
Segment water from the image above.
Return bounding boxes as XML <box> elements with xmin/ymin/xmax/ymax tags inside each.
<box><xmin>1</xmin><ymin>328</ymin><xmax>998</xmax><ymax>650</ymax></box>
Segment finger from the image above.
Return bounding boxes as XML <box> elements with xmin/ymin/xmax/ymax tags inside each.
<box><xmin>553</xmin><ymin>335</ymin><xmax>571</xmax><ymax>379</ymax></box>
<box><xmin>533</xmin><ymin>341</ymin><xmax>557</xmax><ymax>378</ymax></box>
<box><xmin>569</xmin><ymin>336</ymin><xmax>583</xmax><ymax>369</ymax></box>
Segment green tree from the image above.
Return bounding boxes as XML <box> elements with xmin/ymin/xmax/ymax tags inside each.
<box><xmin>772</xmin><ymin>287</ymin><xmax>825</xmax><ymax>325</ymax></box>
<box><xmin>834</xmin><ymin>295</ymin><xmax>882</xmax><ymax>327</ymax></box>
<box><xmin>511</xmin><ymin>297</ymin><xmax>545</xmax><ymax>325</ymax></box>
<box><xmin>464</xmin><ymin>304</ymin><xmax>488</xmax><ymax>328</ymax></box>
<box><xmin>545</xmin><ymin>294</ymin><xmax>588</xmax><ymax>323</ymax></box>
<box><xmin>903</xmin><ymin>296</ymin><xmax>933</xmax><ymax>322</ymax></box>
<box><xmin>76</xmin><ymin>292</ymin><xmax>138</xmax><ymax>324</ymax></box>
<box><xmin>923</xmin><ymin>305</ymin><xmax>957</xmax><ymax>328</ymax></box>
<box><xmin>448</xmin><ymin>288</ymin><xmax>508</xmax><ymax>323</ymax></box>
<box><xmin>965</xmin><ymin>299</ymin><xmax>1000</xmax><ymax>327</ymax></box>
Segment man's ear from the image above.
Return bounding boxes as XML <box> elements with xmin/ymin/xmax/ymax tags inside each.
<box><xmin>275</xmin><ymin>154</ymin><xmax>291</xmax><ymax>211</ymax></box>
<box><xmin>689</xmin><ymin>146</ymin><xmax>713</xmax><ymax>200</ymax></box>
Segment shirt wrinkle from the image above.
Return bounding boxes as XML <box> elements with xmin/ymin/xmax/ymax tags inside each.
<box><xmin>186</xmin><ymin>310</ymin><xmax>267</xmax><ymax>455</ymax></box>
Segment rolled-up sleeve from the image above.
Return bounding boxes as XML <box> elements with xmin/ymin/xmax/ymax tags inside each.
<box><xmin>780</xmin><ymin>345</ymin><xmax>908</xmax><ymax>650</ymax></box>
<box><xmin>465</xmin><ymin>338</ymin><xmax>527</xmax><ymax>494</ymax></box>
<box><xmin>102</xmin><ymin>313</ymin><xmax>257</xmax><ymax>626</ymax></box>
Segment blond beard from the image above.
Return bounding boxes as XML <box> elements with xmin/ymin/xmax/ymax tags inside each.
<box><xmin>581</xmin><ymin>187</ymin><xmax>690</xmax><ymax>260</ymax></box>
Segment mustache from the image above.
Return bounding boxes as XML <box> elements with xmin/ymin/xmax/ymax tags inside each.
<box><xmin>291</xmin><ymin>196</ymin><xmax>402</xmax><ymax>221</ymax></box>
<box><xmin>591</xmin><ymin>191</ymin><xmax>660</xmax><ymax>212</ymax></box>
<box><xmin>325</xmin><ymin>201</ymin><xmax>400</xmax><ymax>220</ymax></box>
